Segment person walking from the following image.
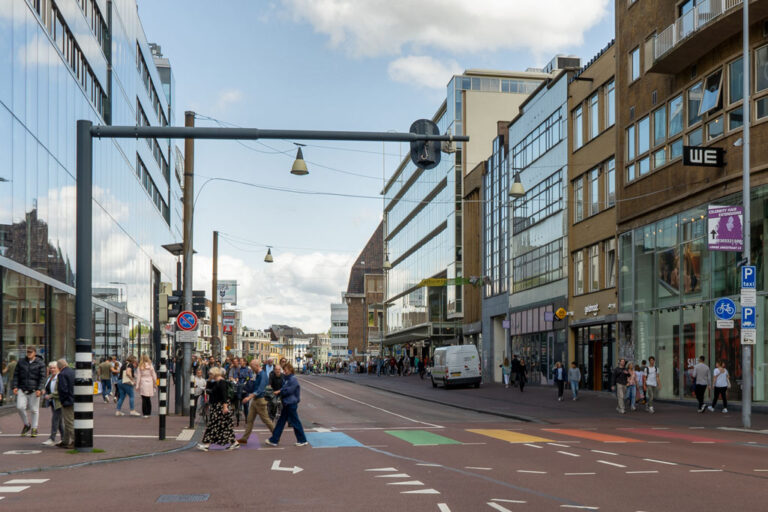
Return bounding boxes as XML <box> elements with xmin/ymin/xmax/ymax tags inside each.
<box><xmin>626</xmin><ymin>363</ymin><xmax>638</xmax><ymax>411</ymax></box>
<box><xmin>612</xmin><ymin>358</ymin><xmax>629</xmax><ymax>414</ymax></box>
<box><xmin>4</xmin><ymin>355</ymin><xmax>17</xmax><ymax>403</ymax></box>
<box><xmin>511</xmin><ymin>355</ymin><xmax>522</xmax><ymax>389</ymax></box>
<box><xmin>197</xmin><ymin>368</ymin><xmax>238</xmax><ymax>451</ymax></box>
<box><xmin>193</xmin><ymin>368</ymin><xmax>206</xmax><ymax>412</ymax></box>
<box><xmin>636</xmin><ymin>360</ymin><xmax>646</xmax><ymax>406</ymax></box>
<box><xmin>238</xmin><ymin>360</ymin><xmax>274</xmax><ymax>444</ymax></box>
<box><xmin>12</xmin><ymin>346</ymin><xmax>46</xmax><ymax>437</ymax></box>
<box><xmin>518</xmin><ymin>358</ymin><xmax>528</xmax><ymax>392</ymax></box>
<box><xmin>693</xmin><ymin>355</ymin><xmax>711</xmax><ymax>413</ymax></box>
<box><xmin>56</xmin><ymin>359</ymin><xmax>75</xmax><ymax>449</ymax></box>
<box><xmin>553</xmin><ymin>362</ymin><xmax>566</xmax><ymax>401</ymax></box>
<box><xmin>568</xmin><ymin>362</ymin><xmax>581</xmax><ymax>401</ymax></box>
<box><xmin>134</xmin><ymin>354</ymin><xmax>157</xmax><ymax>418</ymax></box>
<box><xmin>265</xmin><ymin>363</ymin><xmax>308</xmax><ymax>447</ymax></box>
<box><xmin>643</xmin><ymin>356</ymin><xmax>660</xmax><ymax>413</ymax></box>
<box><xmin>501</xmin><ymin>358</ymin><xmax>512</xmax><ymax>389</ymax></box>
<box><xmin>98</xmin><ymin>357</ymin><xmax>113</xmax><ymax>403</ymax></box>
<box><xmin>116</xmin><ymin>356</ymin><xmax>140</xmax><ymax>416</ymax></box>
<box><xmin>110</xmin><ymin>356</ymin><xmax>121</xmax><ymax>401</ymax></box>
<box><xmin>708</xmin><ymin>360</ymin><xmax>730</xmax><ymax>413</ymax></box>
<box><xmin>418</xmin><ymin>357</ymin><xmax>426</xmax><ymax>380</ymax></box>
<box><xmin>42</xmin><ymin>362</ymin><xmax>64</xmax><ymax>446</ymax></box>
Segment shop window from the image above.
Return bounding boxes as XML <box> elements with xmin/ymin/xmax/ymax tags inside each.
<box><xmin>682</xmin><ymin>238</ymin><xmax>706</xmax><ymax>299</ymax></box>
<box><xmin>619</xmin><ymin>232</ymin><xmax>633</xmax><ymax>312</ymax></box>
<box><xmin>699</xmin><ymin>69</ymin><xmax>723</xmax><ymax>116</ymax></box>
<box><xmin>656</xmin><ymin>217</ymin><xmax>679</xmax><ymax>306</ymax></box>
<box><xmin>669</xmin><ymin>94</ymin><xmax>683</xmax><ymax>137</ymax></box>
<box><xmin>653</xmin><ymin>106</ymin><xmax>666</xmax><ymax>146</ymax></box>
<box><xmin>688</xmin><ymin>81</ymin><xmax>703</xmax><ymax>126</ymax></box>
<box><xmin>634</xmin><ymin>225</ymin><xmax>655</xmax><ymax>309</ymax></box>
<box><xmin>729</xmin><ymin>57</ymin><xmax>743</xmax><ymax>104</ymax></box>
<box><xmin>707</xmin><ymin>116</ymin><xmax>724</xmax><ymax>140</ymax></box>
<box><xmin>728</xmin><ymin>107</ymin><xmax>743</xmax><ymax>130</ymax></box>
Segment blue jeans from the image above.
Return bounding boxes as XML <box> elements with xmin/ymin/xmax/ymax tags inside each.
<box><xmin>101</xmin><ymin>379</ymin><xmax>112</xmax><ymax>399</ymax></box>
<box><xmin>569</xmin><ymin>380</ymin><xmax>579</xmax><ymax>398</ymax></box>
<box><xmin>627</xmin><ymin>384</ymin><xmax>636</xmax><ymax>409</ymax></box>
<box><xmin>116</xmin><ymin>383</ymin><xmax>135</xmax><ymax>411</ymax></box>
<box><xmin>268</xmin><ymin>403</ymin><xmax>307</xmax><ymax>444</ymax></box>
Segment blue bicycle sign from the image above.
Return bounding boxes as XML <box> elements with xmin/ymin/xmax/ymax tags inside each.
<box><xmin>714</xmin><ymin>298</ymin><xmax>736</xmax><ymax>320</ymax></box>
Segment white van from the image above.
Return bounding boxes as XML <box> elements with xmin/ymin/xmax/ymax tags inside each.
<box><xmin>431</xmin><ymin>344</ymin><xmax>481</xmax><ymax>389</ymax></box>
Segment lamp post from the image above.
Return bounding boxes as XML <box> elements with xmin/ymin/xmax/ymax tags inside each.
<box><xmin>741</xmin><ymin>0</ymin><xmax>752</xmax><ymax>429</ymax></box>
<box><xmin>506</xmin><ymin>171</ymin><xmax>525</xmax><ymax>382</ymax></box>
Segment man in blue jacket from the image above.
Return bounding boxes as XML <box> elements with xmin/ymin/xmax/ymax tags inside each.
<box><xmin>237</xmin><ymin>360</ymin><xmax>274</xmax><ymax>444</ymax></box>
<box><xmin>56</xmin><ymin>359</ymin><xmax>75</xmax><ymax>449</ymax></box>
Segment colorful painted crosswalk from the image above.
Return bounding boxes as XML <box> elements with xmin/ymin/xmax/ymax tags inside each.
<box><xmin>542</xmin><ymin>429</ymin><xmax>642</xmax><ymax>443</ymax></box>
<box><xmin>467</xmin><ymin>429</ymin><xmax>553</xmax><ymax>444</ymax></box>
<box><xmin>385</xmin><ymin>430</ymin><xmax>462</xmax><ymax>446</ymax></box>
<box><xmin>621</xmin><ymin>428</ymin><xmax>727</xmax><ymax>443</ymax></box>
<box><xmin>305</xmin><ymin>432</ymin><xmax>363</xmax><ymax>447</ymax></box>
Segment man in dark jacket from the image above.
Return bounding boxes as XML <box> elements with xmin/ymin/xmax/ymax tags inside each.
<box><xmin>612</xmin><ymin>358</ymin><xmax>630</xmax><ymax>414</ymax></box>
<box><xmin>12</xmin><ymin>347</ymin><xmax>46</xmax><ymax>437</ymax></box>
<box><xmin>56</xmin><ymin>359</ymin><xmax>75</xmax><ymax>449</ymax></box>
<box><xmin>238</xmin><ymin>361</ymin><xmax>274</xmax><ymax>444</ymax></box>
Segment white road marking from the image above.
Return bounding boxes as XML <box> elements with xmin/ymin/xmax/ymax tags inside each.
<box><xmin>689</xmin><ymin>427</ymin><xmax>704</xmax><ymax>429</ymax></box>
<box><xmin>597</xmin><ymin>460</ymin><xmax>626</xmax><ymax>468</ymax></box>
<box><xmin>461</xmin><ymin>442</ymin><xmax>487</xmax><ymax>445</ymax></box>
<box><xmin>314</xmin><ymin>427</ymin><xmax>332</xmax><ymax>432</ymax></box>
<box><xmin>548</xmin><ymin>443</ymin><xmax>570</xmax><ymax>448</ymax></box>
<box><xmin>401</xmin><ymin>489</ymin><xmax>440</xmax><ymax>494</ymax></box>
<box><xmin>560</xmin><ymin>506</ymin><xmax>599</xmax><ymax>510</ymax></box>
<box><xmin>437</xmin><ymin>504</ymin><xmax>451</xmax><ymax>512</ymax></box>
<box><xmin>692</xmin><ymin>441</ymin><xmax>714</xmax><ymax>444</ymax></box>
<box><xmin>175</xmin><ymin>429</ymin><xmax>195</xmax><ymax>441</ymax></box>
<box><xmin>366</xmin><ymin>468</ymin><xmax>398</xmax><ymax>472</ymax></box>
<box><xmin>557</xmin><ymin>451</ymin><xmax>580</xmax><ymax>457</ymax></box>
<box><xmin>753</xmin><ymin>469</ymin><xmax>768</xmax><ymax>472</ymax></box>
<box><xmin>3</xmin><ymin>479</ymin><xmax>49</xmax><ymax>484</ymax></box>
<box><xmin>0</xmin><ymin>486</ymin><xmax>30</xmax><ymax>493</ymax></box>
<box><xmin>491</xmin><ymin>499</ymin><xmax>527</xmax><ymax>504</ymax></box>
<box><xmin>2</xmin><ymin>450</ymin><xmax>41</xmax><ymax>455</ymax></box>
<box><xmin>565</xmin><ymin>472</ymin><xmax>596</xmax><ymax>476</ymax></box>
<box><xmin>487</xmin><ymin>503</ymin><xmax>514</xmax><ymax>512</ymax></box>
<box><xmin>375</xmin><ymin>473</ymin><xmax>411</xmax><ymax>478</ymax></box>
<box><xmin>647</xmin><ymin>441</ymin><xmax>671</xmax><ymax>444</ymax></box>
<box><xmin>270</xmin><ymin>460</ymin><xmax>303</xmax><ymax>474</ymax></box>
<box><xmin>516</xmin><ymin>470</ymin><xmax>547</xmax><ymax>474</ymax></box>
<box><xmin>387</xmin><ymin>480</ymin><xmax>425</xmax><ymax>486</ymax></box>
<box><xmin>651</xmin><ymin>427</ymin><xmax>671</xmax><ymax>430</ymax></box>
<box><xmin>644</xmin><ymin>458</ymin><xmax>677</xmax><ymax>466</ymax></box>
<box><xmin>689</xmin><ymin>469</ymin><xmax>723</xmax><ymax>473</ymax></box>
<box><xmin>523</xmin><ymin>443</ymin><xmax>543</xmax><ymax>449</ymax></box>
<box><xmin>301</xmin><ymin>379</ymin><xmax>443</xmax><ymax>428</ymax></box>
<box><xmin>591</xmin><ymin>450</ymin><xmax>617</xmax><ymax>456</ymax></box>
<box><xmin>465</xmin><ymin>466</ymin><xmax>493</xmax><ymax>470</ymax></box>
<box><xmin>626</xmin><ymin>471</ymin><xmax>658</xmax><ymax>474</ymax></box>
<box><xmin>416</xmin><ymin>463</ymin><xmax>442</xmax><ymax>467</ymax></box>
<box><xmin>604</xmin><ymin>441</ymin><xmax>627</xmax><ymax>444</ymax></box>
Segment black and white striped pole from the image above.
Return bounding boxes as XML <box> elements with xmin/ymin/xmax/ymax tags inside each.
<box><xmin>158</xmin><ymin>333</ymin><xmax>168</xmax><ymax>440</ymax></box>
<box><xmin>189</xmin><ymin>360</ymin><xmax>196</xmax><ymax>429</ymax></box>
<box><xmin>75</xmin><ymin>120</ymin><xmax>94</xmax><ymax>449</ymax></box>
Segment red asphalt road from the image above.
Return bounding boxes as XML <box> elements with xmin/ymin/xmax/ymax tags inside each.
<box><xmin>1</xmin><ymin>376</ymin><xmax>767</xmax><ymax>511</ymax></box>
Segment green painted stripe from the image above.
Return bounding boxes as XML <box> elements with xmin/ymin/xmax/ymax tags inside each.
<box><xmin>384</xmin><ymin>430</ymin><xmax>462</xmax><ymax>446</ymax></box>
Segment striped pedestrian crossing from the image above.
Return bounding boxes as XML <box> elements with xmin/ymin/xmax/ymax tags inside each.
<box><xmin>385</xmin><ymin>430</ymin><xmax>462</xmax><ymax>446</ymax></box>
<box><xmin>467</xmin><ymin>429</ymin><xmax>554</xmax><ymax>444</ymax></box>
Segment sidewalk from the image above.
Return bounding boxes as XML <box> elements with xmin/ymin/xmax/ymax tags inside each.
<box><xmin>0</xmin><ymin>389</ymin><xmax>197</xmax><ymax>475</ymax></box>
<box><xmin>326</xmin><ymin>372</ymin><xmax>768</xmax><ymax>430</ymax></box>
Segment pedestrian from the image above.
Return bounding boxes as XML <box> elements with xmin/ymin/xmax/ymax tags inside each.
<box><xmin>501</xmin><ymin>358</ymin><xmax>511</xmax><ymax>389</ymax></box>
<box><xmin>98</xmin><ymin>357</ymin><xmax>113</xmax><ymax>403</ymax></box>
<box><xmin>553</xmin><ymin>362</ymin><xmax>566</xmax><ymax>401</ymax></box>
<box><xmin>518</xmin><ymin>358</ymin><xmax>528</xmax><ymax>392</ymax></box>
<box><xmin>264</xmin><ymin>358</ymin><xmax>275</xmax><ymax>376</ymax></box>
<box><xmin>197</xmin><ymin>367</ymin><xmax>238</xmax><ymax>451</ymax></box>
<box><xmin>265</xmin><ymin>363</ymin><xmax>308</xmax><ymax>447</ymax></box>
<box><xmin>612</xmin><ymin>358</ymin><xmax>629</xmax><ymax>414</ymax></box>
<box><xmin>418</xmin><ymin>357</ymin><xmax>426</xmax><ymax>380</ymax></box>
<box><xmin>636</xmin><ymin>360</ymin><xmax>646</xmax><ymax>405</ymax></box>
<box><xmin>511</xmin><ymin>355</ymin><xmax>522</xmax><ymax>389</ymax></box>
<box><xmin>643</xmin><ymin>356</ymin><xmax>660</xmax><ymax>413</ymax></box>
<box><xmin>56</xmin><ymin>359</ymin><xmax>75</xmax><ymax>449</ymax></box>
<box><xmin>110</xmin><ymin>356</ymin><xmax>121</xmax><ymax>401</ymax></box>
<box><xmin>193</xmin><ymin>368</ymin><xmax>206</xmax><ymax>411</ymax></box>
<box><xmin>134</xmin><ymin>354</ymin><xmax>157</xmax><ymax>418</ymax></box>
<box><xmin>708</xmin><ymin>360</ymin><xmax>730</xmax><ymax>413</ymax></box>
<box><xmin>116</xmin><ymin>355</ymin><xmax>140</xmax><ymax>416</ymax></box>
<box><xmin>42</xmin><ymin>362</ymin><xmax>64</xmax><ymax>446</ymax></box>
<box><xmin>692</xmin><ymin>355</ymin><xmax>711</xmax><ymax>413</ymax></box>
<box><xmin>238</xmin><ymin>360</ymin><xmax>274</xmax><ymax>444</ymax></box>
<box><xmin>568</xmin><ymin>361</ymin><xmax>581</xmax><ymax>401</ymax></box>
<box><xmin>11</xmin><ymin>346</ymin><xmax>46</xmax><ymax>437</ymax></box>
<box><xmin>626</xmin><ymin>362</ymin><xmax>638</xmax><ymax>411</ymax></box>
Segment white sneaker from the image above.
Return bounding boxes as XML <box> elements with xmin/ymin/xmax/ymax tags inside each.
<box><xmin>707</xmin><ymin>405</ymin><xmax>714</xmax><ymax>412</ymax></box>
<box><xmin>722</xmin><ymin>408</ymin><xmax>728</xmax><ymax>413</ymax></box>
<box><xmin>115</xmin><ymin>410</ymin><xmax>125</xmax><ymax>416</ymax></box>
<box><xmin>196</xmin><ymin>443</ymin><xmax>210</xmax><ymax>451</ymax></box>
<box><xmin>42</xmin><ymin>438</ymin><xmax>56</xmax><ymax>446</ymax></box>
<box><xmin>649</xmin><ymin>407</ymin><xmax>655</xmax><ymax>414</ymax></box>
<box><xmin>129</xmin><ymin>410</ymin><xmax>141</xmax><ymax>416</ymax></box>
<box><xmin>295</xmin><ymin>441</ymin><xmax>308</xmax><ymax>447</ymax></box>
<box><xmin>227</xmin><ymin>443</ymin><xmax>240</xmax><ymax>451</ymax></box>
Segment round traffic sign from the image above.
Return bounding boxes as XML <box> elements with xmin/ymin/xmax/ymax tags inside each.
<box><xmin>714</xmin><ymin>298</ymin><xmax>736</xmax><ymax>321</ymax></box>
<box><xmin>176</xmin><ymin>311</ymin><xmax>199</xmax><ymax>331</ymax></box>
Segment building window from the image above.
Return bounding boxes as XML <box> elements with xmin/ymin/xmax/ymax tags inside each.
<box><xmin>654</xmin><ymin>148</ymin><xmax>666</xmax><ymax>168</ymax></box>
<box><xmin>590</xmin><ymin>169</ymin><xmax>599</xmax><ymax>216</ymax></box>
<box><xmin>574</xmin><ymin>177</ymin><xmax>584</xmax><ymax>222</ymax></box>
<box><xmin>729</xmin><ymin>57</ymin><xmax>743</xmax><ymax>104</ymax></box>
<box><xmin>590</xmin><ymin>244</ymin><xmax>600</xmax><ymax>292</ymax></box>
<box><xmin>573</xmin><ymin>106</ymin><xmax>584</xmax><ymax>150</ymax></box>
<box><xmin>669</xmin><ymin>94</ymin><xmax>683</xmax><ymax>137</ymax></box>
<box><xmin>756</xmin><ymin>45</ymin><xmax>768</xmax><ymax>93</ymax></box>
<box><xmin>574</xmin><ymin>250</ymin><xmax>584</xmax><ymax>295</ymax></box>
<box><xmin>729</xmin><ymin>107</ymin><xmax>744</xmax><ymax>130</ymax></box>
<box><xmin>512</xmin><ymin>170</ymin><xmax>562</xmax><ymax>233</ymax></box>
<box><xmin>670</xmin><ymin>138</ymin><xmax>683</xmax><ymax>159</ymax></box>
<box><xmin>653</xmin><ymin>106</ymin><xmax>666</xmax><ymax>146</ymax></box>
<box><xmin>707</xmin><ymin>116</ymin><xmax>724</xmax><ymax>140</ymax></box>
<box><xmin>688</xmin><ymin>81</ymin><xmax>703</xmax><ymax>126</ymax></box>
<box><xmin>588</xmin><ymin>93</ymin><xmax>599</xmax><ymax>140</ymax></box>
<box><xmin>626</xmin><ymin>125</ymin><xmax>636</xmax><ymax>161</ymax></box>
<box><xmin>699</xmin><ymin>69</ymin><xmax>723</xmax><ymax>116</ymax></box>
<box><xmin>512</xmin><ymin>110</ymin><xmax>562</xmax><ymax>169</ymax></box>
<box><xmin>629</xmin><ymin>47</ymin><xmax>640</xmax><ymax>82</ymax></box>
<box><xmin>637</xmin><ymin>116</ymin><xmax>650</xmax><ymax>156</ymax></box>
<box><xmin>605</xmin><ymin>238</ymin><xmax>616</xmax><ymax>288</ymax></box>
<box><xmin>605</xmin><ymin>80</ymin><xmax>615</xmax><ymax>127</ymax></box>
<box><xmin>512</xmin><ymin>238</ymin><xmax>564</xmax><ymax>293</ymax></box>
<box><xmin>688</xmin><ymin>127</ymin><xmax>703</xmax><ymax>146</ymax></box>
<box><xmin>606</xmin><ymin>158</ymin><xmax>615</xmax><ymax>207</ymax></box>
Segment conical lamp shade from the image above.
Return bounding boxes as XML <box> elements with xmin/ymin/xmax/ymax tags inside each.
<box><xmin>291</xmin><ymin>147</ymin><xmax>309</xmax><ymax>175</ymax></box>
<box><xmin>264</xmin><ymin>248</ymin><xmax>274</xmax><ymax>263</ymax></box>
<box><xmin>508</xmin><ymin>174</ymin><xmax>525</xmax><ymax>198</ymax></box>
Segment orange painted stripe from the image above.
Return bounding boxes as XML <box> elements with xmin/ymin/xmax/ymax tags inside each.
<box><xmin>543</xmin><ymin>429</ymin><xmax>643</xmax><ymax>443</ymax></box>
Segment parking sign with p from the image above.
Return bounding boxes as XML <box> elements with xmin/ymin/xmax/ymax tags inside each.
<box><xmin>742</xmin><ymin>306</ymin><xmax>756</xmax><ymax>329</ymax></box>
<box><xmin>742</xmin><ymin>265</ymin><xmax>756</xmax><ymax>289</ymax></box>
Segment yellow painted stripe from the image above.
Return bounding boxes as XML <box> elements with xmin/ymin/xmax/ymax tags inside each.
<box><xmin>543</xmin><ymin>429</ymin><xmax>642</xmax><ymax>443</ymax></box>
<box><xmin>467</xmin><ymin>429</ymin><xmax>553</xmax><ymax>444</ymax></box>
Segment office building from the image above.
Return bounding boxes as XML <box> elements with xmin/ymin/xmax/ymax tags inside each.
<box><xmin>330</xmin><ymin>298</ymin><xmax>349</xmax><ymax>359</ymax></box>
<box><xmin>345</xmin><ymin>222</ymin><xmax>384</xmax><ymax>361</ymax></box>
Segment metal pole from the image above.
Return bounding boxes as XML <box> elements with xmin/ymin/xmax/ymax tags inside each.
<box><xmin>158</xmin><ymin>333</ymin><xmax>167</xmax><ymax>440</ymax></box>
<box><xmin>74</xmin><ymin>120</ymin><xmax>94</xmax><ymax>450</ymax></box>
<box><xmin>183</xmin><ymin>111</ymin><xmax>194</xmax><ymax>421</ymax></box>
<box><xmin>174</xmin><ymin>259</ymin><xmax>182</xmax><ymax>414</ymax></box>
<box><xmin>212</xmin><ymin>230</ymin><xmax>219</xmax><ymax>360</ymax></box>
<box><xmin>742</xmin><ymin>1</ymin><xmax>752</xmax><ymax>429</ymax></box>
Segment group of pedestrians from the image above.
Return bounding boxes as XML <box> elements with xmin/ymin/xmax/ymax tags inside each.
<box><xmin>97</xmin><ymin>354</ymin><xmax>158</xmax><ymax>418</ymax></box>
<box><xmin>500</xmin><ymin>355</ymin><xmax>528</xmax><ymax>392</ymax></box>
<box><xmin>611</xmin><ymin>357</ymin><xmax>661</xmax><ymax>414</ymax></box>
<box><xmin>374</xmin><ymin>355</ymin><xmax>428</xmax><ymax>379</ymax></box>
<box><xmin>691</xmin><ymin>356</ymin><xmax>731</xmax><ymax>413</ymax></box>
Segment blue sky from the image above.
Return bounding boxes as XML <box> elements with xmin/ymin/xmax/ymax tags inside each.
<box><xmin>136</xmin><ymin>0</ymin><xmax>615</xmax><ymax>332</ymax></box>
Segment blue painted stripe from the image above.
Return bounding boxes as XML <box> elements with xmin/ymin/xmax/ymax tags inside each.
<box><xmin>305</xmin><ymin>432</ymin><xmax>363</xmax><ymax>447</ymax></box>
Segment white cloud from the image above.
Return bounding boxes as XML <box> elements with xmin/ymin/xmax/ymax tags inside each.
<box><xmin>281</xmin><ymin>0</ymin><xmax>610</xmax><ymax>57</ymax></box>
<box><xmin>388</xmin><ymin>55</ymin><xmax>462</xmax><ymax>90</ymax></box>
<box><xmin>213</xmin><ymin>88</ymin><xmax>244</xmax><ymax>112</ymax></box>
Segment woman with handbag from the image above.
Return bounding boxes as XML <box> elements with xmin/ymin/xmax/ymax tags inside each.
<box><xmin>116</xmin><ymin>356</ymin><xmax>140</xmax><ymax>417</ymax></box>
<box><xmin>709</xmin><ymin>360</ymin><xmax>730</xmax><ymax>413</ymax></box>
<box><xmin>197</xmin><ymin>367</ymin><xmax>238</xmax><ymax>451</ymax></box>
<box><xmin>134</xmin><ymin>354</ymin><xmax>157</xmax><ymax>418</ymax></box>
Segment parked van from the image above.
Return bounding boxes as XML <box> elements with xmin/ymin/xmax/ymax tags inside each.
<box><xmin>431</xmin><ymin>344</ymin><xmax>481</xmax><ymax>389</ymax></box>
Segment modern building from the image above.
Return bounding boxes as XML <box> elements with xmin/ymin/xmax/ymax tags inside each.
<box><xmin>330</xmin><ymin>299</ymin><xmax>349</xmax><ymax>359</ymax></box>
<box><xmin>506</xmin><ymin>56</ymin><xmax>581</xmax><ymax>385</ymax></box>
<box><xmin>616</xmin><ymin>0</ymin><xmax>768</xmax><ymax>402</ymax></box>
<box><xmin>383</xmin><ymin>69</ymin><xmax>550</xmax><ymax>362</ymax></box>
<box><xmin>345</xmin><ymin>222</ymin><xmax>384</xmax><ymax>361</ymax></box>
<box><xmin>567</xmin><ymin>42</ymin><xmax>618</xmax><ymax>391</ymax></box>
<box><xmin>0</xmin><ymin>0</ymin><xmax>181</xmax><ymax>369</ymax></box>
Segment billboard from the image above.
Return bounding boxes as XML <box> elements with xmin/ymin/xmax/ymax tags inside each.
<box><xmin>707</xmin><ymin>205</ymin><xmax>743</xmax><ymax>252</ymax></box>
<box><xmin>217</xmin><ymin>280</ymin><xmax>237</xmax><ymax>305</ymax></box>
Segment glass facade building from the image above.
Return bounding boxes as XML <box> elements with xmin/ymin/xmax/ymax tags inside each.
<box><xmin>0</xmin><ymin>0</ymin><xmax>181</xmax><ymax>377</ymax></box>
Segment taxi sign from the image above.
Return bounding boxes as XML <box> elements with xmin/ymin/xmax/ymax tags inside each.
<box><xmin>176</xmin><ymin>311</ymin><xmax>198</xmax><ymax>331</ymax></box>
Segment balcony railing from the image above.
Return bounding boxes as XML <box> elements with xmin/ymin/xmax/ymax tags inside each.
<box><xmin>654</xmin><ymin>0</ymin><xmax>743</xmax><ymax>61</ymax></box>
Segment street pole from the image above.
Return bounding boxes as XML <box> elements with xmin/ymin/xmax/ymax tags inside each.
<box><xmin>741</xmin><ymin>1</ymin><xmax>752</xmax><ymax>429</ymax></box>
<box><xmin>74</xmin><ymin>120</ymin><xmax>94</xmax><ymax>449</ymax></box>
<box><xmin>158</xmin><ymin>331</ymin><xmax>167</xmax><ymax>440</ymax></box>
<box><xmin>174</xmin><ymin>259</ymin><xmax>182</xmax><ymax>414</ymax></box>
<box><xmin>183</xmin><ymin>111</ymin><xmax>194</xmax><ymax>422</ymax></box>
<box><xmin>212</xmin><ymin>230</ymin><xmax>219</xmax><ymax>360</ymax></box>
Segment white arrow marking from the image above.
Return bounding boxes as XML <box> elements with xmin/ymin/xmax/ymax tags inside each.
<box><xmin>271</xmin><ymin>460</ymin><xmax>303</xmax><ymax>474</ymax></box>
<box><xmin>375</xmin><ymin>473</ymin><xmax>410</xmax><ymax>478</ymax></box>
<box><xmin>401</xmin><ymin>489</ymin><xmax>440</xmax><ymax>494</ymax></box>
<box><xmin>387</xmin><ymin>480</ymin><xmax>424</xmax><ymax>486</ymax></box>
<box><xmin>365</xmin><ymin>467</ymin><xmax>398</xmax><ymax>472</ymax></box>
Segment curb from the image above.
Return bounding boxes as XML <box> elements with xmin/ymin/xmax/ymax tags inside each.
<box><xmin>325</xmin><ymin>375</ymin><xmax>548</xmax><ymax>424</ymax></box>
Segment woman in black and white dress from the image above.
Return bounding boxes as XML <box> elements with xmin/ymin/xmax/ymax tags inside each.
<box><xmin>197</xmin><ymin>367</ymin><xmax>238</xmax><ymax>451</ymax></box>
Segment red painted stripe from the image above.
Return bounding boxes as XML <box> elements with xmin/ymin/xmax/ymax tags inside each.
<box><xmin>621</xmin><ymin>428</ymin><xmax>727</xmax><ymax>443</ymax></box>
<box><xmin>542</xmin><ymin>429</ymin><xmax>642</xmax><ymax>443</ymax></box>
